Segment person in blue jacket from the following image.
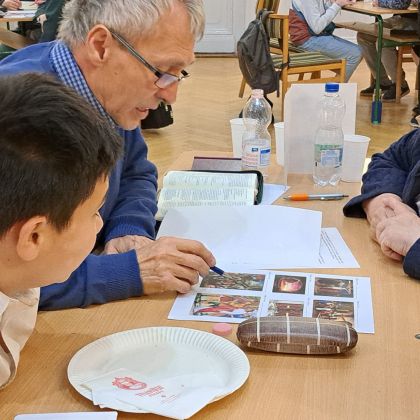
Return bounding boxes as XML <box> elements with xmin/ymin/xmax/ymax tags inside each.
<box><xmin>0</xmin><ymin>0</ymin><xmax>216</xmax><ymax>310</ymax></box>
<box><xmin>343</xmin><ymin>128</ymin><xmax>420</xmax><ymax>279</ymax></box>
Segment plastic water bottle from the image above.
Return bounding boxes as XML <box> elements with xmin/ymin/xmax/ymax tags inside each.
<box><xmin>313</xmin><ymin>83</ymin><xmax>346</xmax><ymax>186</ymax></box>
<box><xmin>241</xmin><ymin>89</ymin><xmax>272</xmax><ymax>177</ymax></box>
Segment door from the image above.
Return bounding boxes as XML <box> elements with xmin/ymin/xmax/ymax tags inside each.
<box><xmin>195</xmin><ymin>0</ymin><xmax>256</xmax><ymax>53</ymax></box>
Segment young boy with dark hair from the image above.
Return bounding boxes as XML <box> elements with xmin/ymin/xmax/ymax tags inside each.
<box><xmin>0</xmin><ymin>72</ymin><xmax>122</xmax><ymax>389</ymax></box>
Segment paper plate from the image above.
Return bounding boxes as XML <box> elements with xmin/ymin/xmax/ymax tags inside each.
<box><xmin>68</xmin><ymin>327</ymin><xmax>250</xmax><ymax>413</ymax></box>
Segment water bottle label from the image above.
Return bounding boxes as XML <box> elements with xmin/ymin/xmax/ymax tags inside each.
<box><xmin>314</xmin><ymin>145</ymin><xmax>343</xmax><ymax>168</ymax></box>
<box><xmin>259</xmin><ymin>148</ymin><xmax>271</xmax><ymax>167</ymax></box>
<box><xmin>243</xmin><ymin>146</ymin><xmax>271</xmax><ymax>168</ymax></box>
<box><xmin>242</xmin><ymin>145</ymin><xmax>260</xmax><ymax>168</ymax></box>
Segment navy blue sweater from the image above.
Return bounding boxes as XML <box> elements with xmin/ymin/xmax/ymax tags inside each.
<box><xmin>344</xmin><ymin>129</ymin><xmax>420</xmax><ymax>279</ymax></box>
<box><xmin>0</xmin><ymin>42</ymin><xmax>158</xmax><ymax>309</ymax></box>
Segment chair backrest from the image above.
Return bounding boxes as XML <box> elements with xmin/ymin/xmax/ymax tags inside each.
<box><xmin>266</xmin><ymin>14</ymin><xmax>285</xmax><ymax>41</ymax></box>
<box><xmin>256</xmin><ymin>0</ymin><xmax>280</xmax><ymax>13</ymax></box>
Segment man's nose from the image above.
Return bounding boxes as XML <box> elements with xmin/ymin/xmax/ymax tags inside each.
<box><xmin>157</xmin><ymin>82</ymin><xmax>179</xmax><ymax>105</ymax></box>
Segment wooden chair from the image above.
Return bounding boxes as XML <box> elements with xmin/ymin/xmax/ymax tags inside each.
<box><xmin>396</xmin><ymin>45</ymin><xmax>415</xmax><ymax>103</ymax></box>
<box><xmin>238</xmin><ymin>1</ymin><xmax>346</xmax><ymax>119</ymax></box>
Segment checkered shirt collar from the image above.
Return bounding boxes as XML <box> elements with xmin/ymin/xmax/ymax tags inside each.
<box><xmin>50</xmin><ymin>41</ymin><xmax>116</xmax><ymax>127</ymax></box>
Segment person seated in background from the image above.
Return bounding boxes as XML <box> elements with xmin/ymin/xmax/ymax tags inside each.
<box><xmin>35</xmin><ymin>0</ymin><xmax>67</xmax><ymax>42</ymax></box>
<box><xmin>0</xmin><ymin>72</ymin><xmax>122</xmax><ymax>389</ymax></box>
<box><xmin>0</xmin><ymin>0</ymin><xmax>20</xmax><ymax>11</ymax></box>
<box><xmin>343</xmin><ymin>128</ymin><xmax>420</xmax><ymax>279</ymax></box>
<box><xmin>289</xmin><ymin>0</ymin><xmax>363</xmax><ymax>82</ymax></box>
<box><xmin>0</xmin><ymin>0</ymin><xmax>216</xmax><ymax>311</ymax></box>
<box><xmin>357</xmin><ymin>0</ymin><xmax>418</xmax><ymax>102</ymax></box>
<box><xmin>409</xmin><ymin>0</ymin><xmax>420</xmax><ymax>127</ymax></box>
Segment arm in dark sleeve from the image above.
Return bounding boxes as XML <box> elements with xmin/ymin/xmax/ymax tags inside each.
<box><xmin>36</xmin><ymin>0</ymin><xmax>67</xmax><ymax>42</ymax></box>
<box><xmin>344</xmin><ymin>129</ymin><xmax>420</xmax><ymax>218</ymax></box>
<box><xmin>403</xmin><ymin>239</ymin><xmax>420</xmax><ymax>279</ymax></box>
<box><xmin>103</xmin><ymin>128</ymin><xmax>158</xmax><ymax>242</ymax></box>
<box><xmin>39</xmin><ymin>250</ymin><xmax>142</xmax><ymax>310</ymax></box>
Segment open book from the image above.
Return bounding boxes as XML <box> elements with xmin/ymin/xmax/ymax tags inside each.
<box><xmin>156</xmin><ymin>170</ymin><xmax>261</xmax><ymax>220</ymax></box>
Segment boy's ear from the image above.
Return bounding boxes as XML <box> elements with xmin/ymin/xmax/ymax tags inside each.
<box><xmin>16</xmin><ymin>216</ymin><xmax>49</xmax><ymax>261</ymax></box>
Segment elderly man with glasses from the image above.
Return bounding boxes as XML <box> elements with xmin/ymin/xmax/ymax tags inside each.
<box><xmin>0</xmin><ymin>0</ymin><xmax>217</xmax><ymax>310</ymax></box>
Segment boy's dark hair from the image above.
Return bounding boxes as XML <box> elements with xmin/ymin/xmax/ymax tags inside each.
<box><xmin>0</xmin><ymin>73</ymin><xmax>122</xmax><ymax>236</ymax></box>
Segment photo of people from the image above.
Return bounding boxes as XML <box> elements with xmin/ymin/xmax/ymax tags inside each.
<box><xmin>273</xmin><ymin>274</ymin><xmax>307</xmax><ymax>295</ymax></box>
<box><xmin>314</xmin><ymin>277</ymin><xmax>354</xmax><ymax>298</ymax></box>
<box><xmin>200</xmin><ymin>272</ymin><xmax>266</xmax><ymax>291</ymax></box>
<box><xmin>312</xmin><ymin>300</ymin><xmax>355</xmax><ymax>326</ymax></box>
<box><xmin>267</xmin><ymin>300</ymin><xmax>304</xmax><ymax>317</ymax></box>
<box><xmin>191</xmin><ymin>293</ymin><xmax>260</xmax><ymax>319</ymax></box>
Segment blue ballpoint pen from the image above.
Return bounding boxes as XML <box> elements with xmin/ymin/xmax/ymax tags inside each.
<box><xmin>210</xmin><ymin>266</ymin><xmax>225</xmax><ymax>276</ymax></box>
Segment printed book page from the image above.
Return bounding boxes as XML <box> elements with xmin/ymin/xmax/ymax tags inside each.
<box><xmin>169</xmin><ymin>269</ymin><xmax>374</xmax><ymax>333</ymax></box>
<box><xmin>156</xmin><ymin>171</ymin><xmax>258</xmax><ymax>220</ymax></box>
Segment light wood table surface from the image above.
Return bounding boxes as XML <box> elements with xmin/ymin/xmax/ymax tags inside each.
<box><xmin>344</xmin><ymin>1</ymin><xmax>418</xmax><ymax>15</ymax></box>
<box><xmin>0</xmin><ymin>15</ymin><xmax>36</xmax><ymax>49</ymax></box>
<box><xmin>2</xmin><ymin>151</ymin><xmax>420</xmax><ymax>419</ymax></box>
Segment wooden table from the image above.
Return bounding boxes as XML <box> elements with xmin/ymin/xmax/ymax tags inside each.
<box><xmin>0</xmin><ymin>16</ymin><xmax>36</xmax><ymax>49</ymax></box>
<box><xmin>2</xmin><ymin>151</ymin><xmax>420</xmax><ymax>419</ymax></box>
<box><xmin>342</xmin><ymin>1</ymin><xmax>419</xmax><ymax>124</ymax></box>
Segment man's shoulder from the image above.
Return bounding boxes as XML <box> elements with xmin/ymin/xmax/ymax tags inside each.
<box><xmin>0</xmin><ymin>42</ymin><xmax>56</xmax><ymax>75</ymax></box>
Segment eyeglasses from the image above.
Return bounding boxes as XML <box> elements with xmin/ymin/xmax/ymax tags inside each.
<box><xmin>109</xmin><ymin>29</ymin><xmax>190</xmax><ymax>89</ymax></box>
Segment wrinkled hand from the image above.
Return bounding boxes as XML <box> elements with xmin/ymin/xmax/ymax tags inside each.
<box><xmin>104</xmin><ymin>235</ymin><xmax>153</xmax><ymax>254</ymax></box>
<box><xmin>362</xmin><ymin>193</ymin><xmax>414</xmax><ymax>242</ymax></box>
<box><xmin>3</xmin><ymin>0</ymin><xmax>21</xmax><ymax>10</ymax></box>
<box><xmin>135</xmin><ymin>236</ymin><xmax>216</xmax><ymax>295</ymax></box>
<box><xmin>376</xmin><ymin>210</ymin><xmax>420</xmax><ymax>261</ymax></box>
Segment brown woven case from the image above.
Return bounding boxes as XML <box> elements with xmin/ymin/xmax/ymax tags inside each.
<box><xmin>237</xmin><ymin>316</ymin><xmax>358</xmax><ymax>355</ymax></box>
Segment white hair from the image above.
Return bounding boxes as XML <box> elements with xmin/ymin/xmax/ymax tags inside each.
<box><xmin>58</xmin><ymin>0</ymin><xmax>205</xmax><ymax>49</ymax></box>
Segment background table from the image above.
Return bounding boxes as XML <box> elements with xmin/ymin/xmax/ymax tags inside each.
<box><xmin>2</xmin><ymin>152</ymin><xmax>420</xmax><ymax>419</ymax></box>
<box><xmin>0</xmin><ymin>16</ymin><xmax>36</xmax><ymax>49</ymax></box>
<box><xmin>342</xmin><ymin>1</ymin><xmax>419</xmax><ymax>124</ymax></box>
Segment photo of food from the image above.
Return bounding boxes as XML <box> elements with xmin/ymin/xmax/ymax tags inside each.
<box><xmin>191</xmin><ymin>293</ymin><xmax>260</xmax><ymax>319</ymax></box>
<box><xmin>273</xmin><ymin>275</ymin><xmax>307</xmax><ymax>294</ymax></box>
<box><xmin>314</xmin><ymin>277</ymin><xmax>354</xmax><ymax>298</ymax></box>
<box><xmin>267</xmin><ymin>300</ymin><xmax>304</xmax><ymax>317</ymax></box>
<box><xmin>200</xmin><ymin>272</ymin><xmax>266</xmax><ymax>291</ymax></box>
<box><xmin>312</xmin><ymin>300</ymin><xmax>355</xmax><ymax>326</ymax></box>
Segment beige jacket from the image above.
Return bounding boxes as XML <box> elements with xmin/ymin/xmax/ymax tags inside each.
<box><xmin>0</xmin><ymin>288</ymin><xmax>39</xmax><ymax>389</ymax></box>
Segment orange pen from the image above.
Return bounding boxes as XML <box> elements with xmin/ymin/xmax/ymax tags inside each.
<box><xmin>283</xmin><ymin>193</ymin><xmax>349</xmax><ymax>201</ymax></box>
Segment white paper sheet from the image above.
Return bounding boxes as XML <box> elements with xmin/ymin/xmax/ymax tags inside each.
<box><xmin>157</xmin><ymin>205</ymin><xmax>322</xmax><ymax>268</ymax></box>
<box><xmin>15</xmin><ymin>413</ymin><xmax>117</xmax><ymax>420</ymax></box>
<box><xmin>260</xmin><ymin>183</ymin><xmax>289</xmax><ymax>204</ymax></box>
<box><xmin>168</xmin><ymin>269</ymin><xmax>374</xmax><ymax>333</ymax></box>
<box><xmin>4</xmin><ymin>10</ymin><xmax>36</xmax><ymax>18</ymax></box>
<box><xmin>318</xmin><ymin>227</ymin><xmax>359</xmax><ymax>268</ymax></box>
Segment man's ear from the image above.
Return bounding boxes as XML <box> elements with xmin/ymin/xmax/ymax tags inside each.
<box><xmin>16</xmin><ymin>216</ymin><xmax>49</xmax><ymax>261</ymax></box>
<box><xmin>85</xmin><ymin>24</ymin><xmax>114</xmax><ymax>64</ymax></box>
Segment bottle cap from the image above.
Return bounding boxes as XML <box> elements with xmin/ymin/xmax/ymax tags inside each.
<box><xmin>325</xmin><ymin>83</ymin><xmax>339</xmax><ymax>93</ymax></box>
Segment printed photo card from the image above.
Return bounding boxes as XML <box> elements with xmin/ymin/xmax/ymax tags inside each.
<box><xmin>169</xmin><ymin>270</ymin><xmax>374</xmax><ymax>333</ymax></box>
